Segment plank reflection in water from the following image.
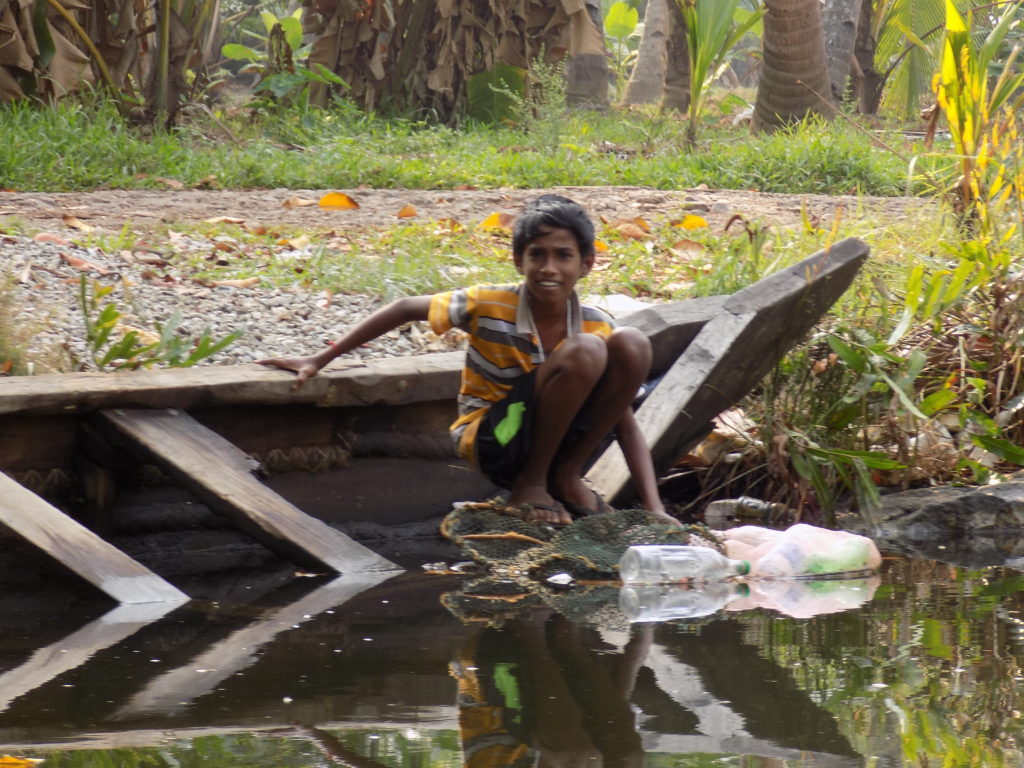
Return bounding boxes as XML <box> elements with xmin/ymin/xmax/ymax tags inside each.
<box><xmin>0</xmin><ymin>601</ymin><xmax>183</xmax><ymax>713</ymax></box>
<box><xmin>112</xmin><ymin>571</ymin><xmax>397</xmax><ymax>718</ymax></box>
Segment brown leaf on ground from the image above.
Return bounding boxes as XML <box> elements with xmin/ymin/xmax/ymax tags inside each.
<box><xmin>155</xmin><ymin>177</ymin><xmax>185</xmax><ymax>189</ymax></box>
<box><xmin>62</xmin><ymin>214</ymin><xmax>94</xmax><ymax>232</ymax></box>
<box><xmin>612</xmin><ymin>221</ymin><xmax>652</xmax><ymax>240</ymax></box>
<box><xmin>33</xmin><ymin>232</ymin><xmax>72</xmax><ymax>246</ymax></box>
<box><xmin>210</xmin><ymin>277</ymin><xmax>260</xmax><ymax>288</ymax></box>
<box><xmin>205</xmin><ymin>216</ymin><xmax>246</xmax><ymax>225</ymax></box>
<box><xmin>668</xmin><ymin>239</ymin><xmax>706</xmax><ymax>260</ymax></box>
<box><xmin>283</xmin><ymin>196</ymin><xmax>318</xmax><ymax>209</ymax></box>
<box><xmin>319</xmin><ymin>191</ymin><xmax>360</xmax><ymax>209</ymax></box>
<box><xmin>434</xmin><ymin>218</ymin><xmax>463</xmax><ymax>233</ymax></box>
<box><xmin>60</xmin><ymin>252</ymin><xmax>109</xmax><ymax>274</ymax></box>
<box><xmin>396</xmin><ymin>203</ymin><xmax>417</xmax><ymax>218</ymax></box>
<box><xmin>193</xmin><ymin>175</ymin><xmax>219</xmax><ymax>189</ymax></box>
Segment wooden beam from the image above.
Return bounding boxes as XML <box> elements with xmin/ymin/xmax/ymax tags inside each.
<box><xmin>588</xmin><ymin>237</ymin><xmax>870</xmax><ymax>503</ymax></box>
<box><xmin>97</xmin><ymin>408</ymin><xmax>400</xmax><ymax>574</ymax></box>
<box><xmin>0</xmin><ymin>473</ymin><xmax>190</xmax><ymax>604</ymax></box>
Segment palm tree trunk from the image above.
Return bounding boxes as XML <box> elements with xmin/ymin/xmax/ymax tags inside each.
<box><xmin>823</xmin><ymin>0</ymin><xmax>863</xmax><ymax>101</ymax></box>
<box><xmin>621</xmin><ymin>0</ymin><xmax>670</xmax><ymax>106</ymax></box>
<box><xmin>565</xmin><ymin>0</ymin><xmax>610</xmax><ymax>110</ymax></box>
<box><xmin>661</xmin><ymin>0</ymin><xmax>690</xmax><ymax>112</ymax></box>
<box><xmin>752</xmin><ymin>0</ymin><xmax>833</xmax><ymax>131</ymax></box>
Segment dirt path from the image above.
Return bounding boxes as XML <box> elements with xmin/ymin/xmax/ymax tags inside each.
<box><xmin>1</xmin><ymin>186</ymin><xmax>926</xmax><ymax>234</ymax></box>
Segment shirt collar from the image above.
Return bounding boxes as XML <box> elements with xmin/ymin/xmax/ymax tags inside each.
<box><xmin>515</xmin><ymin>283</ymin><xmax>582</xmax><ymax>336</ymax></box>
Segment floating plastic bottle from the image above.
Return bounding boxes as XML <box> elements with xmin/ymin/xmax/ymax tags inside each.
<box><xmin>619</xmin><ymin>581</ymin><xmax>750</xmax><ymax>622</ymax></box>
<box><xmin>618</xmin><ymin>545</ymin><xmax>750</xmax><ymax>585</ymax></box>
<box><xmin>748</xmin><ymin>523</ymin><xmax>880</xmax><ymax>580</ymax></box>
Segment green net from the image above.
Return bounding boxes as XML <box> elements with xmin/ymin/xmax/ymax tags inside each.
<box><xmin>439</xmin><ymin>501</ymin><xmax>725</xmax><ymax>628</ymax></box>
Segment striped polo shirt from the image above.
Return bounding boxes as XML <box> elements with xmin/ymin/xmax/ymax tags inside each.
<box><xmin>428</xmin><ymin>282</ymin><xmax>615</xmax><ymax>462</ymax></box>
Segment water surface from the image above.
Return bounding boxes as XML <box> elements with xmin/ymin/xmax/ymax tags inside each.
<box><xmin>0</xmin><ymin>553</ymin><xmax>1021</xmax><ymax>767</ymax></box>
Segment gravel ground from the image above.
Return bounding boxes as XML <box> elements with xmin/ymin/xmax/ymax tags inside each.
<box><xmin>1</xmin><ymin>186</ymin><xmax>930</xmax><ymax>373</ymax></box>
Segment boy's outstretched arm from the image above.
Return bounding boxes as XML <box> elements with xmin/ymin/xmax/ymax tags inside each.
<box><xmin>615</xmin><ymin>409</ymin><xmax>673</xmax><ymax>520</ymax></box>
<box><xmin>257</xmin><ymin>296</ymin><xmax>432</xmax><ymax>389</ymax></box>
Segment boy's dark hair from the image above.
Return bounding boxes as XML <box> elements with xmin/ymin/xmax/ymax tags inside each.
<box><xmin>512</xmin><ymin>195</ymin><xmax>595</xmax><ymax>257</ymax></box>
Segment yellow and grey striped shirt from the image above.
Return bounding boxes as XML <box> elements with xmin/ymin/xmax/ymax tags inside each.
<box><xmin>428</xmin><ymin>283</ymin><xmax>615</xmax><ymax>462</ymax></box>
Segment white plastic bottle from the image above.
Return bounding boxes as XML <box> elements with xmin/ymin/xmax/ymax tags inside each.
<box><xmin>619</xmin><ymin>581</ymin><xmax>750</xmax><ymax>622</ymax></box>
<box><xmin>749</xmin><ymin>523</ymin><xmax>880</xmax><ymax>580</ymax></box>
<box><xmin>618</xmin><ymin>545</ymin><xmax>750</xmax><ymax>585</ymax></box>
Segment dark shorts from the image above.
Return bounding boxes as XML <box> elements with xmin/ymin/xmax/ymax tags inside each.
<box><xmin>474</xmin><ymin>370</ymin><xmax>596</xmax><ymax>490</ymax></box>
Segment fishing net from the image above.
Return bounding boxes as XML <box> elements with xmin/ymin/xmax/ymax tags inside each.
<box><xmin>439</xmin><ymin>501</ymin><xmax>724</xmax><ymax>629</ymax></box>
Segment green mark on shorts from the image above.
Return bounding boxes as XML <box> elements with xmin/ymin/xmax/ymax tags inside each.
<box><xmin>494</xmin><ymin>401</ymin><xmax>526</xmax><ymax>446</ymax></box>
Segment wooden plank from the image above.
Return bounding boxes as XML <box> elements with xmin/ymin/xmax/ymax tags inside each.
<box><xmin>0</xmin><ymin>353</ymin><xmax>465</xmax><ymax>417</ymax></box>
<box><xmin>98</xmin><ymin>408</ymin><xmax>399</xmax><ymax>574</ymax></box>
<box><xmin>112</xmin><ymin>571</ymin><xmax>395</xmax><ymax>718</ymax></box>
<box><xmin>0</xmin><ymin>473</ymin><xmax>190</xmax><ymax>604</ymax></box>
<box><xmin>588</xmin><ymin>237</ymin><xmax>870</xmax><ymax>503</ymax></box>
<box><xmin>0</xmin><ymin>601</ymin><xmax>182</xmax><ymax>714</ymax></box>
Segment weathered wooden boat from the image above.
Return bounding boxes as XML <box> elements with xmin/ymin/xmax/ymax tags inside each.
<box><xmin>0</xmin><ymin>238</ymin><xmax>868</xmax><ymax>604</ymax></box>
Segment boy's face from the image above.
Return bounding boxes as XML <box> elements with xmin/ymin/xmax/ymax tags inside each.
<box><xmin>513</xmin><ymin>227</ymin><xmax>594</xmax><ymax>307</ymax></box>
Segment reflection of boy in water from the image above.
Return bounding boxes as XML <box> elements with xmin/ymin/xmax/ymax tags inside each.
<box><xmin>451</xmin><ymin>610</ymin><xmax>650</xmax><ymax>768</ymax></box>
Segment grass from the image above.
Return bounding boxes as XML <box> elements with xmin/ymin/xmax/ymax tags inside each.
<box><xmin>0</xmin><ymin>97</ymin><xmax>932</xmax><ymax>195</ymax></box>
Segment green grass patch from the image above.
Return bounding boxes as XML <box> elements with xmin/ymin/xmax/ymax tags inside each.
<box><xmin>0</xmin><ymin>98</ymin><xmax>940</xmax><ymax>195</ymax></box>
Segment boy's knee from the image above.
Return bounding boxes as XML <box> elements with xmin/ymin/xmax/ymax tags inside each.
<box><xmin>554</xmin><ymin>333</ymin><xmax>608</xmax><ymax>379</ymax></box>
<box><xmin>608</xmin><ymin>327</ymin><xmax>652</xmax><ymax>366</ymax></box>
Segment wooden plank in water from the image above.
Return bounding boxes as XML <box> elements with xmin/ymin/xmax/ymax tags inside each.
<box><xmin>0</xmin><ymin>473</ymin><xmax>190</xmax><ymax>604</ymax></box>
<box><xmin>0</xmin><ymin>601</ymin><xmax>182</xmax><ymax>713</ymax></box>
<box><xmin>588</xmin><ymin>237</ymin><xmax>870</xmax><ymax>503</ymax></box>
<box><xmin>98</xmin><ymin>408</ymin><xmax>399</xmax><ymax>574</ymax></box>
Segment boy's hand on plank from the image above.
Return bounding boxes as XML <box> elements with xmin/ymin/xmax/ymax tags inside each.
<box><xmin>255</xmin><ymin>355</ymin><xmax>324</xmax><ymax>390</ymax></box>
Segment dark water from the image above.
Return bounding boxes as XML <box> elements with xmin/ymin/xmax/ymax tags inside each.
<box><xmin>0</xmin><ymin>553</ymin><xmax>1022</xmax><ymax>768</ymax></box>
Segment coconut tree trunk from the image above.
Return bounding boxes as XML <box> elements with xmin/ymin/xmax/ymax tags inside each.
<box><xmin>565</xmin><ymin>0</ymin><xmax>610</xmax><ymax>110</ymax></box>
<box><xmin>823</xmin><ymin>0</ymin><xmax>863</xmax><ymax>102</ymax></box>
<box><xmin>661</xmin><ymin>0</ymin><xmax>690</xmax><ymax>112</ymax></box>
<box><xmin>853</xmin><ymin>0</ymin><xmax>884</xmax><ymax>114</ymax></box>
<box><xmin>752</xmin><ymin>0</ymin><xmax>833</xmax><ymax>131</ymax></box>
<box><xmin>620</xmin><ymin>0</ymin><xmax>671</xmax><ymax>106</ymax></box>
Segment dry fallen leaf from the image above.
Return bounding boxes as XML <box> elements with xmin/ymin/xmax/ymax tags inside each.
<box><xmin>205</xmin><ymin>216</ymin><xmax>246</xmax><ymax>225</ymax></box>
<box><xmin>210</xmin><ymin>277</ymin><xmax>260</xmax><ymax>288</ymax></box>
<box><xmin>669</xmin><ymin>239</ymin><xmax>706</xmax><ymax>260</ymax></box>
<box><xmin>478</xmin><ymin>212</ymin><xmax>516</xmax><ymax>231</ymax></box>
<box><xmin>33</xmin><ymin>232</ymin><xmax>71</xmax><ymax>246</ymax></box>
<box><xmin>0</xmin><ymin>359</ymin><xmax>12</xmax><ymax>375</ymax></box>
<box><xmin>434</xmin><ymin>218</ymin><xmax>464</xmax><ymax>233</ymax></box>
<box><xmin>283</xmin><ymin>196</ymin><xmax>318</xmax><ymax>209</ymax></box>
<box><xmin>152</xmin><ymin>177</ymin><xmax>185</xmax><ymax>189</ymax></box>
<box><xmin>62</xmin><ymin>214</ymin><xmax>94</xmax><ymax>232</ymax></box>
<box><xmin>60</xmin><ymin>252</ymin><xmax>110</xmax><ymax>274</ymax></box>
<box><xmin>316</xmin><ymin>289</ymin><xmax>333</xmax><ymax>309</ymax></box>
<box><xmin>319</xmin><ymin>191</ymin><xmax>360</xmax><ymax>209</ymax></box>
<box><xmin>396</xmin><ymin>204</ymin><xmax>417</xmax><ymax>218</ymax></box>
<box><xmin>594</xmin><ymin>239</ymin><xmax>609</xmax><ymax>252</ymax></box>
<box><xmin>277</xmin><ymin>234</ymin><xmax>311</xmax><ymax>249</ymax></box>
<box><xmin>0</xmin><ymin>755</ymin><xmax>44</xmax><ymax>767</ymax></box>
<box><xmin>244</xmin><ymin>223</ymin><xmax>269</xmax><ymax>235</ymax></box>
<box><xmin>193</xmin><ymin>175</ymin><xmax>219</xmax><ymax>189</ymax></box>
<box><xmin>613</xmin><ymin>222</ymin><xmax>652</xmax><ymax>240</ymax></box>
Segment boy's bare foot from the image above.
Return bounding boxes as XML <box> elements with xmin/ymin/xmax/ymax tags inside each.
<box><xmin>508</xmin><ymin>485</ymin><xmax>572</xmax><ymax>525</ymax></box>
<box><xmin>553</xmin><ymin>477</ymin><xmax>611</xmax><ymax>518</ymax></box>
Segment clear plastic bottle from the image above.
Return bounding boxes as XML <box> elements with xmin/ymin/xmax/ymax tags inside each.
<box><xmin>619</xmin><ymin>581</ymin><xmax>750</xmax><ymax>622</ymax></box>
<box><xmin>618</xmin><ymin>545</ymin><xmax>750</xmax><ymax>585</ymax></box>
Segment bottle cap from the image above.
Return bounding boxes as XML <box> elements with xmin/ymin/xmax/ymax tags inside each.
<box><xmin>735</xmin><ymin>559</ymin><xmax>751</xmax><ymax>576</ymax></box>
